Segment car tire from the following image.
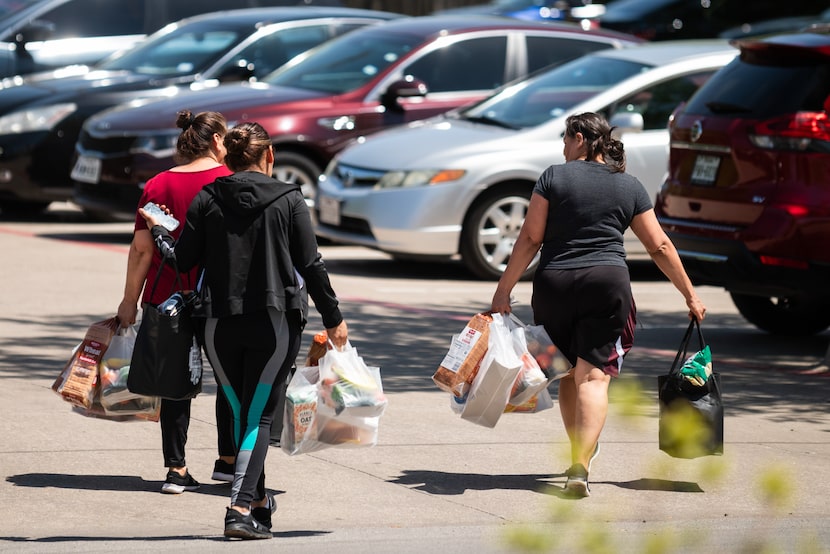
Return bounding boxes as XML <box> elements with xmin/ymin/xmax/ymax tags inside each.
<box><xmin>730</xmin><ymin>292</ymin><xmax>830</xmax><ymax>336</ymax></box>
<box><xmin>460</xmin><ymin>186</ymin><xmax>537</xmax><ymax>281</ymax></box>
<box><xmin>271</xmin><ymin>151</ymin><xmax>320</xmax><ymax>207</ymax></box>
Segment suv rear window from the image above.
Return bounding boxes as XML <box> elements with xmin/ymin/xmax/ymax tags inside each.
<box><xmin>684</xmin><ymin>55</ymin><xmax>830</xmax><ymax>117</ymax></box>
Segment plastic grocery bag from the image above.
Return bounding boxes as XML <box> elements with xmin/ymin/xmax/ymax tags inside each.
<box><xmin>318</xmin><ymin>341</ymin><xmax>387</xmax><ymax>418</ymax></box>
<box><xmin>461</xmin><ymin>313</ymin><xmax>523</xmax><ymax>428</ymax></box>
<box><xmin>281</xmin><ymin>365</ymin><xmax>379</xmax><ymax>456</ymax></box>
<box><xmin>506</xmin><ymin>317</ymin><xmax>549</xmax><ymax>407</ymax></box>
<box><xmin>509</xmin><ymin>314</ymin><xmax>572</xmax><ymax>381</ymax></box>
<box><xmin>99</xmin><ymin>325</ymin><xmax>161</xmax><ymax>417</ymax></box>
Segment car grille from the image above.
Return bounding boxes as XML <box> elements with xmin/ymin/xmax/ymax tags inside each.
<box><xmin>77</xmin><ymin>129</ymin><xmax>136</xmax><ymax>155</ymax></box>
<box><xmin>330</xmin><ymin>163</ymin><xmax>384</xmax><ymax>188</ymax></box>
<box><xmin>315</xmin><ymin>212</ymin><xmax>374</xmax><ymax>238</ymax></box>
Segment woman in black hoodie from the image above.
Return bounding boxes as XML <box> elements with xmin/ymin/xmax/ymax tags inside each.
<box><xmin>140</xmin><ymin>122</ymin><xmax>348</xmax><ymax>540</ymax></box>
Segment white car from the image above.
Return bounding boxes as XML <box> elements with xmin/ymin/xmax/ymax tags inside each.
<box><xmin>315</xmin><ymin>40</ymin><xmax>738</xmax><ymax>279</ymax></box>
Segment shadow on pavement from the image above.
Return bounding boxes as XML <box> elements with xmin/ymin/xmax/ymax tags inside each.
<box><xmin>389</xmin><ymin>469</ymin><xmax>561</xmax><ymax>495</ymax></box>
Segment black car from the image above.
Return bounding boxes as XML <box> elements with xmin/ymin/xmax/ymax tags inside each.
<box><xmin>0</xmin><ymin>6</ymin><xmax>400</xmax><ymax>216</ymax></box>
<box><xmin>596</xmin><ymin>0</ymin><xmax>827</xmax><ymax>40</ymax></box>
<box><xmin>0</xmin><ymin>0</ymin><xmax>344</xmax><ymax>79</ymax></box>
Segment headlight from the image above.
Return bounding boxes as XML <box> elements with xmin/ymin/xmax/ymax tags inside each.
<box><xmin>0</xmin><ymin>103</ymin><xmax>77</xmax><ymax>134</ymax></box>
<box><xmin>375</xmin><ymin>169</ymin><xmax>465</xmax><ymax>189</ymax></box>
<box><xmin>129</xmin><ymin>132</ymin><xmax>179</xmax><ymax>158</ymax></box>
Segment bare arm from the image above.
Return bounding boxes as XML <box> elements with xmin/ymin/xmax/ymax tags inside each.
<box><xmin>630</xmin><ymin>208</ymin><xmax>706</xmax><ymax>321</ymax></box>
<box><xmin>117</xmin><ymin>229</ymin><xmax>154</xmax><ymax>326</ymax></box>
<box><xmin>490</xmin><ymin>193</ymin><xmax>548</xmax><ymax>314</ymax></box>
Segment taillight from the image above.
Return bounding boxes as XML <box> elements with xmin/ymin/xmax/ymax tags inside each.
<box><xmin>749</xmin><ymin>111</ymin><xmax>830</xmax><ymax>152</ymax></box>
<box><xmin>759</xmin><ymin>255</ymin><xmax>808</xmax><ymax>270</ymax></box>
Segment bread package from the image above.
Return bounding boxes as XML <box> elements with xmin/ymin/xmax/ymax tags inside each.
<box><xmin>56</xmin><ymin>318</ymin><xmax>119</xmax><ymax>408</ymax></box>
<box><xmin>433</xmin><ymin>313</ymin><xmax>491</xmax><ymax>397</ymax></box>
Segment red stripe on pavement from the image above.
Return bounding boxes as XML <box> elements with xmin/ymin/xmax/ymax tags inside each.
<box><xmin>0</xmin><ymin>225</ymin><xmax>129</xmax><ymax>254</ymax></box>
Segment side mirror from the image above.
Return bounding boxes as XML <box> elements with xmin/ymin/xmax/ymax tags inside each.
<box><xmin>609</xmin><ymin>112</ymin><xmax>645</xmax><ymax>136</ymax></box>
<box><xmin>15</xmin><ymin>19</ymin><xmax>55</xmax><ymax>45</ymax></box>
<box><xmin>381</xmin><ymin>76</ymin><xmax>428</xmax><ymax>110</ymax></box>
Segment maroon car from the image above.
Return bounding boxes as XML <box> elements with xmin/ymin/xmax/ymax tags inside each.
<box><xmin>656</xmin><ymin>30</ymin><xmax>830</xmax><ymax>335</ymax></box>
<box><xmin>71</xmin><ymin>15</ymin><xmax>641</xmax><ymax>220</ymax></box>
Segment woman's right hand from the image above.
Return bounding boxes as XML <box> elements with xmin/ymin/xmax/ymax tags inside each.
<box><xmin>117</xmin><ymin>299</ymin><xmax>138</xmax><ymax>327</ymax></box>
<box><xmin>326</xmin><ymin>320</ymin><xmax>348</xmax><ymax>349</ymax></box>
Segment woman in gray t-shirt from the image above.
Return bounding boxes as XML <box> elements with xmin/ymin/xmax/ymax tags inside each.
<box><xmin>490</xmin><ymin>112</ymin><xmax>706</xmax><ymax>498</ymax></box>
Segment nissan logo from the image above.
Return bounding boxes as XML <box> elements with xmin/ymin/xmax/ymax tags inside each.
<box><xmin>690</xmin><ymin>120</ymin><xmax>703</xmax><ymax>143</ymax></box>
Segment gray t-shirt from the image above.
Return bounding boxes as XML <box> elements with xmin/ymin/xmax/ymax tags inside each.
<box><xmin>533</xmin><ymin>160</ymin><xmax>652</xmax><ymax>269</ymax></box>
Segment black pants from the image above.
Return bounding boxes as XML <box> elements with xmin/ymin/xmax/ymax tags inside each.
<box><xmin>204</xmin><ymin>308</ymin><xmax>301</xmax><ymax>508</ymax></box>
<box><xmin>160</xmin><ymin>392</ymin><xmax>233</xmax><ymax>467</ymax></box>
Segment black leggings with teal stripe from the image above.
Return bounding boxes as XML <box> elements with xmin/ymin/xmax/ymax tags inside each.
<box><xmin>203</xmin><ymin>307</ymin><xmax>301</xmax><ymax>508</ymax></box>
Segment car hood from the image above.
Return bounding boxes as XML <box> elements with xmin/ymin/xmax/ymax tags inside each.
<box><xmin>87</xmin><ymin>83</ymin><xmax>330</xmax><ymax>132</ymax></box>
<box><xmin>0</xmin><ymin>69</ymin><xmax>162</xmax><ymax>114</ymax></box>
<box><xmin>337</xmin><ymin>117</ymin><xmax>544</xmax><ymax>170</ymax></box>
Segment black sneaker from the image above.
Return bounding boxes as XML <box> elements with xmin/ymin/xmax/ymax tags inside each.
<box><xmin>564</xmin><ymin>463</ymin><xmax>590</xmax><ymax>498</ymax></box>
<box><xmin>161</xmin><ymin>470</ymin><xmax>200</xmax><ymax>494</ymax></box>
<box><xmin>224</xmin><ymin>507</ymin><xmax>272</xmax><ymax>540</ymax></box>
<box><xmin>252</xmin><ymin>492</ymin><xmax>277</xmax><ymax>529</ymax></box>
<box><xmin>212</xmin><ymin>459</ymin><xmax>234</xmax><ymax>483</ymax></box>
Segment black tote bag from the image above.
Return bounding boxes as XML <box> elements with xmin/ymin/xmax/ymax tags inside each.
<box><xmin>128</xmin><ymin>255</ymin><xmax>202</xmax><ymax>401</ymax></box>
<box><xmin>658</xmin><ymin>318</ymin><xmax>723</xmax><ymax>458</ymax></box>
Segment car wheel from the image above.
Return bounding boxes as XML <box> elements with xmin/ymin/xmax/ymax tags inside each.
<box><xmin>460</xmin><ymin>187</ymin><xmax>537</xmax><ymax>281</ymax></box>
<box><xmin>272</xmin><ymin>151</ymin><xmax>320</xmax><ymax>207</ymax></box>
<box><xmin>730</xmin><ymin>292</ymin><xmax>830</xmax><ymax>336</ymax></box>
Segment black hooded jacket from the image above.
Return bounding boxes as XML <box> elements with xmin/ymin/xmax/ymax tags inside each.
<box><xmin>151</xmin><ymin>170</ymin><xmax>342</xmax><ymax>328</ymax></box>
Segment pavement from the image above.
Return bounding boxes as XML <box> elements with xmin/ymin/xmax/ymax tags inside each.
<box><xmin>1</xmin><ymin>204</ymin><xmax>829</xmax><ymax>553</ymax></box>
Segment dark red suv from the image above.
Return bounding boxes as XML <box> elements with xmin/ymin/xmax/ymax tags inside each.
<box><xmin>656</xmin><ymin>30</ymin><xmax>830</xmax><ymax>336</ymax></box>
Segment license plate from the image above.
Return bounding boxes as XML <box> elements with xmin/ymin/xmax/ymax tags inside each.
<box><xmin>690</xmin><ymin>154</ymin><xmax>720</xmax><ymax>185</ymax></box>
<box><xmin>70</xmin><ymin>155</ymin><xmax>102</xmax><ymax>184</ymax></box>
<box><xmin>318</xmin><ymin>195</ymin><xmax>340</xmax><ymax>226</ymax></box>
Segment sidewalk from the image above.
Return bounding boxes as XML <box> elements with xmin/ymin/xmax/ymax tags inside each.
<box><xmin>1</xmin><ymin>217</ymin><xmax>829</xmax><ymax>553</ymax></box>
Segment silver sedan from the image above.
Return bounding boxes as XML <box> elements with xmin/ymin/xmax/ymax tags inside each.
<box><xmin>315</xmin><ymin>40</ymin><xmax>738</xmax><ymax>279</ymax></box>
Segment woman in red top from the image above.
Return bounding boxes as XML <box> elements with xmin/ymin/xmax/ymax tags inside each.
<box><xmin>117</xmin><ymin>110</ymin><xmax>234</xmax><ymax>493</ymax></box>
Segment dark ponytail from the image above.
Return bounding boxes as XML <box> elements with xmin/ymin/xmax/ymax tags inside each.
<box><xmin>564</xmin><ymin>112</ymin><xmax>626</xmax><ymax>173</ymax></box>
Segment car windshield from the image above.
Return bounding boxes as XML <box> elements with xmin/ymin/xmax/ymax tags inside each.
<box><xmin>99</xmin><ymin>23</ymin><xmax>247</xmax><ymax>77</ymax></box>
<box><xmin>458</xmin><ymin>55</ymin><xmax>650</xmax><ymax>129</ymax></box>
<box><xmin>264</xmin><ymin>28</ymin><xmax>423</xmax><ymax>94</ymax></box>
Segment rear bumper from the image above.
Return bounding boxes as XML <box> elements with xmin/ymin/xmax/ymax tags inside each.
<box><xmin>73</xmin><ymin>180</ymin><xmax>141</xmax><ymax>221</ymax></box>
<box><xmin>667</xmin><ymin>231</ymin><xmax>830</xmax><ymax>299</ymax></box>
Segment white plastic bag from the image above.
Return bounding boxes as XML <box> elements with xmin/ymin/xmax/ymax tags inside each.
<box><xmin>509</xmin><ymin>314</ymin><xmax>572</xmax><ymax>381</ymax></box>
<box><xmin>318</xmin><ymin>341</ymin><xmax>387</xmax><ymax>418</ymax></box>
<box><xmin>281</xmin><ymin>365</ymin><xmax>380</xmax><ymax>456</ymax></box>
<box><xmin>99</xmin><ymin>325</ymin><xmax>161</xmax><ymax>417</ymax></box>
<box><xmin>461</xmin><ymin>313</ymin><xmax>523</xmax><ymax>428</ymax></box>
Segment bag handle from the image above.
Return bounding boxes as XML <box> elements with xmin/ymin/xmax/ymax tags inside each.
<box><xmin>147</xmin><ymin>249</ymin><xmax>186</xmax><ymax>302</ymax></box>
<box><xmin>668</xmin><ymin>317</ymin><xmax>705</xmax><ymax>377</ymax></box>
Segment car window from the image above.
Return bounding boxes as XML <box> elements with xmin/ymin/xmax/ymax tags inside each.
<box><xmin>0</xmin><ymin>0</ymin><xmax>40</xmax><ymax>20</ymax></box>
<box><xmin>102</xmin><ymin>28</ymin><xmax>243</xmax><ymax>77</ymax></box>
<box><xmin>685</xmin><ymin>59</ymin><xmax>830</xmax><ymax>118</ymax></box>
<box><xmin>462</xmin><ymin>55</ymin><xmax>650</xmax><ymax>128</ymax></box>
<box><xmin>609</xmin><ymin>71</ymin><xmax>714</xmax><ymax>130</ymax></box>
<box><xmin>403</xmin><ymin>36</ymin><xmax>507</xmax><ymax>93</ymax></box>
<box><xmin>224</xmin><ymin>25</ymin><xmax>332</xmax><ymax>80</ymax></box>
<box><xmin>526</xmin><ymin>36</ymin><xmax>617</xmax><ymax>73</ymax></box>
<box><xmin>43</xmin><ymin>0</ymin><xmax>148</xmax><ymax>37</ymax></box>
<box><xmin>266</xmin><ymin>29</ymin><xmax>424</xmax><ymax>93</ymax></box>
